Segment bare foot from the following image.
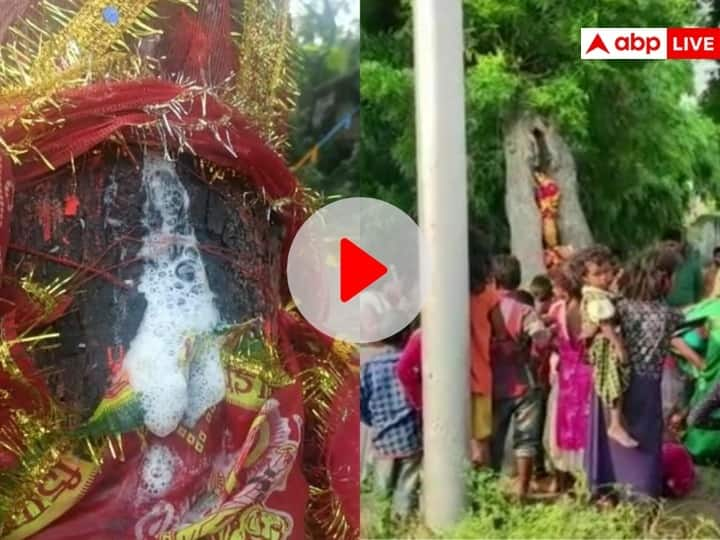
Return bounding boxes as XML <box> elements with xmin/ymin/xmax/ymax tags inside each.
<box><xmin>595</xmin><ymin>495</ymin><xmax>616</xmax><ymax>511</ymax></box>
<box><xmin>512</xmin><ymin>478</ymin><xmax>529</xmax><ymax>502</ymax></box>
<box><xmin>548</xmin><ymin>476</ymin><xmax>561</xmax><ymax>494</ymax></box>
<box><xmin>608</xmin><ymin>424</ymin><xmax>638</xmax><ymax>448</ymax></box>
<box><xmin>470</xmin><ymin>439</ymin><xmax>481</xmax><ymax>464</ymax></box>
<box><xmin>470</xmin><ymin>438</ymin><xmax>490</xmax><ymax>467</ymax></box>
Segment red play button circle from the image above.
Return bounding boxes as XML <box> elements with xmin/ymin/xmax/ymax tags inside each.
<box><xmin>339</xmin><ymin>238</ymin><xmax>387</xmax><ymax>303</ymax></box>
<box><xmin>286</xmin><ymin>197</ymin><xmax>426</xmax><ymax>343</ymax></box>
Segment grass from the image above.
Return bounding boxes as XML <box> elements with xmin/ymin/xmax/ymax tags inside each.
<box><xmin>361</xmin><ymin>470</ymin><xmax>720</xmax><ymax>539</ymax></box>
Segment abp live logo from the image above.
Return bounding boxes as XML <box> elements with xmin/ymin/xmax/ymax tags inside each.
<box><xmin>581</xmin><ymin>27</ymin><xmax>720</xmax><ymax>60</ymax></box>
<box><xmin>581</xmin><ymin>28</ymin><xmax>665</xmax><ymax>59</ymax></box>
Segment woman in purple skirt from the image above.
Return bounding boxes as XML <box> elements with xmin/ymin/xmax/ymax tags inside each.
<box><xmin>584</xmin><ymin>245</ymin><xmax>690</xmax><ymax>499</ymax></box>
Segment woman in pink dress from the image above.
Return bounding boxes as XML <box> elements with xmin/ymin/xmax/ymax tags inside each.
<box><xmin>545</xmin><ymin>265</ymin><xmax>593</xmax><ymax>490</ymax></box>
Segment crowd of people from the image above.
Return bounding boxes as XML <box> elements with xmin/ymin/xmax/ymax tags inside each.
<box><xmin>360</xmin><ymin>228</ymin><xmax>720</xmax><ymax>519</ymax></box>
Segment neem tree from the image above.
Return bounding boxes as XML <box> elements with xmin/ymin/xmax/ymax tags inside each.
<box><xmin>362</xmin><ymin>0</ymin><xmax>720</xmax><ymax>279</ymax></box>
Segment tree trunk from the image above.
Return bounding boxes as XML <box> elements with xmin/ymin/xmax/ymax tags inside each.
<box><xmin>504</xmin><ymin>115</ymin><xmax>546</xmax><ymax>283</ymax></box>
<box><xmin>504</xmin><ymin>113</ymin><xmax>593</xmax><ymax>283</ymax></box>
<box><xmin>8</xmin><ymin>148</ymin><xmax>280</xmax><ymax>418</ymax></box>
<box><xmin>541</xmin><ymin>121</ymin><xmax>593</xmax><ymax>250</ymax></box>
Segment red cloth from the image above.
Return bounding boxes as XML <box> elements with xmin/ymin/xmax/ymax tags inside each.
<box><xmin>396</xmin><ymin>329</ymin><xmax>422</xmax><ymax>410</ymax></box>
<box><xmin>30</xmin><ymin>385</ymin><xmax>309</xmax><ymax>540</ymax></box>
<box><xmin>1</xmin><ymin>80</ymin><xmax>305</xmax><ymax>290</ymax></box>
<box><xmin>9</xmin><ymin>81</ymin><xmax>297</xmax><ymax>201</ymax></box>
<box><xmin>0</xmin><ymin>81</ymin><xmax>356</xmax><ymax>539</ymax></box>
<box><xmin>325</xmin><ymin>377</ymin><xmax>360</xmax><ymax>534</ymax></box>
<box><xmin>0</xmin><ymin>2</ymin><xmax>356</xmax><ymax>532</ymax></box>
<box><xmin>3</xmin><ymin>309</ymin><xmax>358</xmax><ymax>540</ymax></box>
<box><xmin>662</xmin><ymin>441</ymin><xmax>696</xmax><ymax>498</ymax></box>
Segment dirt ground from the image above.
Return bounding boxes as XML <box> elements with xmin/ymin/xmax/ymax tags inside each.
<box><xmin>665</xmin><ymin>466</ymin><xmax>720</xmax><ymax>526</ymax></box>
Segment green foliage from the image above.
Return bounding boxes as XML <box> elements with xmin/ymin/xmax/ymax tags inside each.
<box><xmin>288</xmin><ymin>1</ymin><xmax>359</xmax><ymax>195</ymax></box>
<box><xmin>361</xmin><ymin>471</ymin><xmax>720</xmax><ymax>539</ymax></box>
<box><xmin>360</xmin><ymin>0</ymin><xmax>720</xmax><ymax>250</ymax></box>
<box><xmin>466</xmin><ymin>53</ymin><xmax>522</xmax><ymax>115</ymax></box>
<box><xmin>359</xmin><ymin>58</ymin><xmax>416</xmax><ymax>212</ymax></box>
<box><xmin>699</xmin><ymin>2</ymin><xmax>720</xmax><ymax>124</ymax></box>
<box><xmin>447</xmin><ymin>472</ymin><xmax>640</xmax><ymax>539</ymax></box>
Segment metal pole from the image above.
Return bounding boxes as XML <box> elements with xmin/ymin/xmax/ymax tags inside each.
<box><xmin>412</xmin><ymin>0</ymin><xmax>470</xmax><ymax>531</ymax></box>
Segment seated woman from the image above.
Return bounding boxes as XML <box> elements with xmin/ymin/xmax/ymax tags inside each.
<box><xmin>676</xmin><ymin>299</ymin><xmax>720</xmax><ymax>463</ymax></box>
<box><xmin>687</xmin><ymin>378</ymin><xmax>720</xmax><ymax>429</ymax></box>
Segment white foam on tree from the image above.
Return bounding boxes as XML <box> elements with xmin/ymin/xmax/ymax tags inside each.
<box><xmin>124</xmin><ymin>153</ymin><xmax>226</xmax><ymax>437</ymax></box>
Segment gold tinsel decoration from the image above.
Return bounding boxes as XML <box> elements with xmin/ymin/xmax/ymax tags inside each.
<box><xmin>0</xmin><ymin>0</ymin><xmax>298</xmax><ymax>158</ymax></box>
<box><xmin>308</xmin><ymin>485</ymin><xmax>351</xmax><ymax>540</ymax></box>
<box><xmin>0</xmin><ymin>332</ymin><xmax>60</xmax><ymax>381</ymax></box>
<box><xmin>0</xmin><ymin>338</ymin><xmax>23</xmax><ymax>380</ymax></box>
<box><xmin>230</xmin><ymin>0</ymin><xmax>298</xmax><ymax>149</ymax></box>
<box><xmin>300</xmin><ymin>339</ymin><xmax>358</xmax><ymax>539</ymax></box>
<box><xmin>0</xmin><ymin>273</ymin><xmax>75</xmax><ymax>527</ymax></box>
<box><xmin>0</xmin><ymin>407</ymin><xmax>71</xmax><ymax>526</ymax></box>
<box><xmin>0</xmin><ymin>0</ymin><xmax>197</xmax><ymax>102</ymax></box>
<box><xmin>221</xmin><ymin>321</ymin><xmax>294</xmax><ymax>389</ymax></box>
<box><xmin>0</xmin><ymin>0</ymin><xmax>196</xmax><ymax>164</ymax></box>
<box><xmin>20</xmin><ymin>271</ymin><xmax>71</xmax><ymax>318</ymax></box>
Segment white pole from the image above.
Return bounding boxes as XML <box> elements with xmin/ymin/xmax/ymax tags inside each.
<box><xmin>412</xmin><ymin>0</ymin><xmax>470</xmax><ymax>531</ymax></box>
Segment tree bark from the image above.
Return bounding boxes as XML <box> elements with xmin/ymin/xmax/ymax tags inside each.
<box><xmin>8</xmin><ymin>148</ymin><xmax>280</xmax><ymax>418</ymax></box>
<box><xmin>541</xmin><ymin>121</ymin><xmax>593</xmax><ymax>250</ymax></box>
<box><xmin>504</xmin><ymin>113</ymin><xmax>593</xmax><ymax>283</ymax></box>
<box><xmin>504</xmin><ymin>115</ymin><xmax>546</xmax><ymax>283</ymax></box>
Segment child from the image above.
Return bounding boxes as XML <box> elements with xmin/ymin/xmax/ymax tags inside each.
<box><xmin>572</xmin><ymin>246</ymin><xmax>637</xmax><ymax>448</ymax></box>
<box><xmin>528</xmin><ymin>274</ymin><xmax>556</xmax><ymax>392</ymax></box>
<box><xmin>360</xmin><ymin>334</ymin><xmax>404</xmax><ymax>486</ymax></box>
<box><xmin>490</xmin><ymin>254</ymin><xmax>550</xmax><ymax>499</ymax></box>
<box><xmin>468</xmin><ymin>230</ymin><xmax>508</xmax><ymax>467</ymax></box>
<box><xmin>396</xmin><ymin>327</ymin><xmax>422</xmax><ymax>410</ymax></box>
<box><xmin>512</xmin><ymin>289</ymin><xmax>537</xmax><ymax>308</ymax></box>
<box><xmin>586</xmin><ymin>245</ymin><xmax>689</xmax><ymax>498</ymax></box>
<box><xmin>397</xmin><ymin>229</ymin><xmax>506</xmax><ymax>469</ymax></box>
<box><xmin>545</xmin><ymin>264</ymin><xmax>592</xmax><ymax>493</ymax></box>
<box><xmin>528</xmin><ymin>274</ymin><xmax>555</xmax><ymax>482</ymax></box>
<box><xmin>360</xmin><ymin>330</ymin><xmax>421</xmax><ymax>518</ymax></box>
<box><xmin>530</xmin><ymin>274</ymin><xmax>554</xmax><ymax>320</ymax></box>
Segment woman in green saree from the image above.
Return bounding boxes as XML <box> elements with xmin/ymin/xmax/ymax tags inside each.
<box><xmin>676</xmin><ymin>299</ymin><xmax>720</xmax><ymax>465</ymax></box>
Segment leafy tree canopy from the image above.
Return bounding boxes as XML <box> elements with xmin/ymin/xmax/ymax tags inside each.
<box><xmin>289</xmin><ymin>0</ymin><xmax>360</xmax><ymax>196</ymax></box>
<box><xmin>361</xmin><ymin>0</ymin><xmax>720</xmax><ymax>251</ymax></box>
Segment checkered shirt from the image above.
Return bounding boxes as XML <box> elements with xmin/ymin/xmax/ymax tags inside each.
<box><xmin>360</xmin><ymin>353</ymin><xmax>422</xmax><ymax>458</ymax></box>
